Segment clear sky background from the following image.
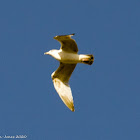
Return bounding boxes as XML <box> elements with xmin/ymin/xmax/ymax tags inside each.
<box><xmin>0</xmin><ymin>0</ymin><xmax>140</xmax><ymax>140</ymax></box>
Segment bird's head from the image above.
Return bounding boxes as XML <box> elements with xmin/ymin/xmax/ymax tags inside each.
<box><xmin>44</xmin><ymin>49</ymin><xmax>58</xmax><ymax>56</ymax></box>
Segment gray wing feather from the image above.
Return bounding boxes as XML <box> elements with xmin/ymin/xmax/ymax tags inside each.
<box><xmin>51</xmin><ymin>63</ymin><xmax>76</xmax><ymax>111</ymax></box>
<box><xmin>52</xmin><ymin>63</ymin><xmax>76</xmax><ymax>84</ymax></box>
<box><xmin>54</xmin><ymin>34</ymin><xmax>78</xmax><ymax>53</ymax></box>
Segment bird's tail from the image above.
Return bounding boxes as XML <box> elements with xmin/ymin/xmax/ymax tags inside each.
<box><xmin>81</xmin><ymin>54</ymin><xmax>94</xmax><ymax>65</ymax></box>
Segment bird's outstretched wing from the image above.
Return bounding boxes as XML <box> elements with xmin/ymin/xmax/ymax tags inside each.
<box><xmin>53</xmin><ymin>33</ymin><xmax>78</xmax><ymax>53</ymax></box>
<box><xmin>51</xmin><ymin>63</ymin><xmax>76</xmax><ymax>111</ymax></box>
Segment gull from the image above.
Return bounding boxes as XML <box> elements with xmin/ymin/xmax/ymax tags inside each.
<box><xmin>44</xmin><ymin>33</ymin><xmax>94</xmax><ymax>112</ymax></box>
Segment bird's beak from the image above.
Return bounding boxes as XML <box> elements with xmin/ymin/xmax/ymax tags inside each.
<box><xmin>44</xmin><ymin>52</ymin><xmax>49</xmax><ymax>55</ymax></box>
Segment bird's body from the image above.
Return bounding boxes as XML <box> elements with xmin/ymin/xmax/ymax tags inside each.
<box><xmin>46</xmin><ymin>49</ymin><xmax>93</xmax><ymax>64</ymax></box>
<box><xmin>44</xmin><ymin>33</ymin><xmax>94</xmax><ymax>111</ymax></box>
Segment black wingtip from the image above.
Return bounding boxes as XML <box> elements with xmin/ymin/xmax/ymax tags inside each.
<box><xmin>71</xmin><ymin>33</ymin><xmax>75</xmax><ymax>36</ymax></box>
<box><xmin>53</xmin><ymin>33</ymin><xmax>75</xmax><ymax>39</ymax></box>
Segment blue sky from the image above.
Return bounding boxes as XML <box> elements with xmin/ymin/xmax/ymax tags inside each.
<box><xmin>0</xmin><ymin>0</ymin><xmax>140</xmax><ymax>139</ymax></box>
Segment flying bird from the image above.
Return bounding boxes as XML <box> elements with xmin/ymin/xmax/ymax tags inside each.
<box><xmin>44</xmin><ymin>33</ymin><xmax>94</xmax><ymax>112</ymax></box>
